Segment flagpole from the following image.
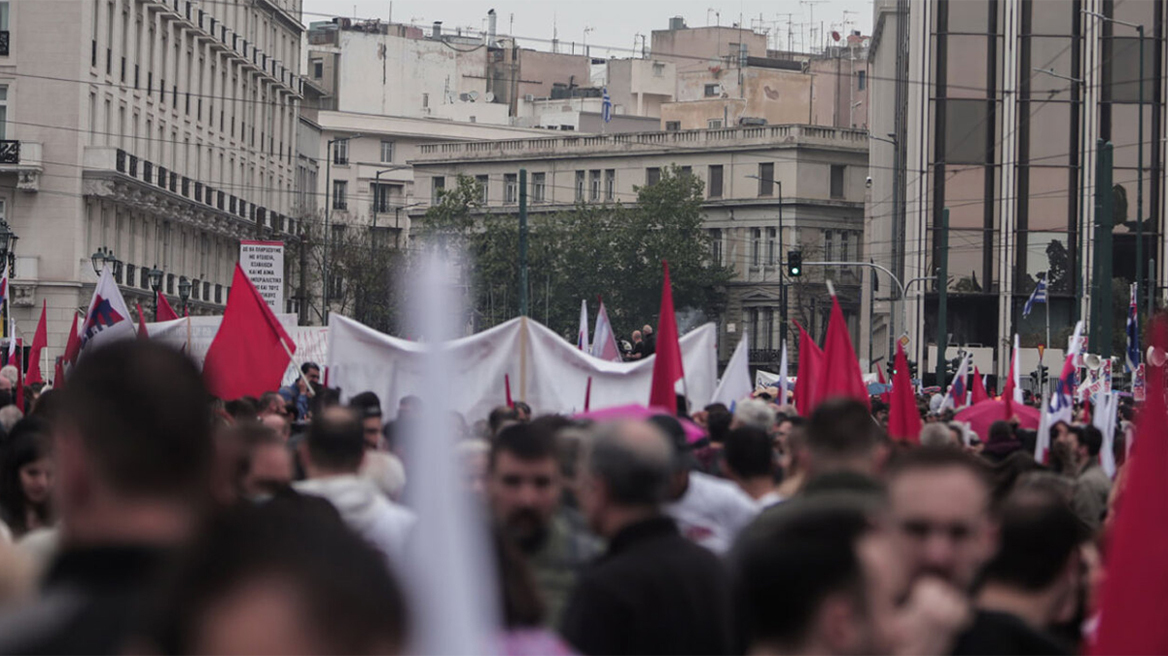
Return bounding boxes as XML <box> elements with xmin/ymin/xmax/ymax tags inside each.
<box><xmin>278</xmin><ymin>333</ymin><xmax>315</xmax><ymax>398</ymax></box>
<box><xmin>1045</xmin><ymin>272</ymin><xmax>1051</xmax><ymax>398</ymax></box>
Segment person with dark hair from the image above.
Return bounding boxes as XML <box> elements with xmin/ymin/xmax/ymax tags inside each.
<box><xmin>654</xmin><ymin>414</ymin><xmax>758</xmax><ymax>555</ymax></box>
<box><xmin>886</xmin><ymin>446</ymin><xmax>998</xmax><ymax>591</ymax></box>
<box><xmin>805</xmin><ymin>398</ymin><xmax>887</xmax><ymax>477</ymax></box>
<box><xmin>300</xmin><ymin>361</ymin><xmax>321</xmax><ymax>385</ymax></box>
<box><xmin>0</xmin><ymin>418</ymin><xmax>53</xmax><ymax>540</ymax></box>
<box><xmin>983</xmin><ymin>420</ymin><xmax>1023</xmax><ymax>463</ymax></box>
<box><xmin>704</xmin><ymin>405</ymin><xmax>733</xmax><ymax>445</ymax></box>
<box><xmin>561</xmin><ymin>421</ymin><xmax>737</xmax><ymax>655</ymax></box>
<box><xmin>0</xmin><ymin>340</ymin><xmax>215</xmax><ymax>654</ymax></box>
<box><xmin>990</xmin><ymin>451</ymin><xmax>1043</xmax><ymax>509</ymax></box>
<box><xmin>144</xmin><ymin>498</ymin><xmax>409</xmax><ymax>655</ymax></box>
<box><xmin>229</xmin><ymin>422</ymin><xmax>294</xmax><ymax>501</ymax></box>
<box><xmin>295</xmin><ymin>407</ymin><xmax>415</xmax><ymax>560</ymax></box>
<box><xmin>722</xmin><ymin>426</ymin><xmax>782</xmax><ymax>507</ymax></box>
<box><xmin>487</xmin><ymin>423</ymin><xmax>600</xmax><ymax>627</ymax></box>
<box><xmin>512</xmin><ymin>401</ymin><xmax>532</xmax><ymax>423</ymax></box>
<box><xmin>257</xmin><ymin>391</ymin><xmax>286</xmax><ymax>419</ymax></box>
<box><xmin>1069</xmin><ymin>425</ymin><xmax>1111</xmax><ymax>532</ymax></box>
<box><xmin>348</xmin><ymin>391</ymin><xmax>384</xmax><ymax>451</ymax></box>
<box><xmin>952</xmin><ymin>489</ymin><xmax>1083</xmax><ymax>655</ymax></box>
<box><xmin>488</xmin><ymin>406</ymin><xmax>521</xmax><ymax>438</ymax></box>
<box><xmin>224</xmin><ymin>397</ymin><xmax>259</xmax><ymax>423</ymax></box>
<box><xmin>775</xmin><ymin>415</ymin><xmax>809</xmax><ymax>497</ymax></box>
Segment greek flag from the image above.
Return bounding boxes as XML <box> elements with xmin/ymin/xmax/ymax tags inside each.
<box><xmin>601</xmin><ymin>87</ymin><xmax>612</xmax><ymax>123</ymax></box>
<box><xmin>1023</xmin><ymin>274</ymin><xmax>1047</xmax><ymax>318</ymax></box>
<box><xmin>1126</xmin><ymin>282</ymin><xmax>1140</xmax><ymax>372</ymax></box>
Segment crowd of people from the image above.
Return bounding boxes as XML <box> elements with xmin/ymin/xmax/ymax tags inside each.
<box><xmin>0</xmin><ymin>337</ymin><xmax>1138</xmax><ymax>655</ymax></box>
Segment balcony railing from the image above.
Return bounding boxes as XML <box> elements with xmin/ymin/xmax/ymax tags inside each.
<box><xmin>0</xmin><ymin>31</ymin><xmax>10</xmax><ymax>57</ymax></box>
<box><xmin>0</xmin><ymin>141</ymin><xmax>19</xmax><ymax>164</ymax></box>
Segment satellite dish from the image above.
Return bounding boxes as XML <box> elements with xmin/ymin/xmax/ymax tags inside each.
<box><xmin>468</xmin><ymin>90</ymin><xmax>479</xmax><ymax>102</ymax></box>
<box><xmin>484</xmin><ymin>91</ymin><xmax>495</xmax><ymax>103</ymax></box>
<box><xmin>832</xmin><ymin>30</ymin><xmax>841</xmax><ymax>42</ymax></box>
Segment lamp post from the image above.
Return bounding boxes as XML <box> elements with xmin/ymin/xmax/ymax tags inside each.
<box><xmin>744</xmin><ymin>175</ymin><xmax>785</xmax><ymax>346</ymax></box>
<box><xmin>323</xmin><ymin>132</ymin><xmax>363</xmax><ymax>324</ymax></box>
<box><xmin>1085</xmin><ymin>10</ymin><xmax>1146</xmax><ymax>320</ymax></box>
<box><xmin>178</xmin><ymin>276</ymin><xmax>192</xmax><ymax>315</ymax></box>
<box><xmin>372</xmin><ymin>165</ymin><xmax>410</xmax><ymax>229</ymax></box>
<box><xmin>148</xmin><ymin>265</ymin><xmax>164</xmax><ymax>317</ymax></box>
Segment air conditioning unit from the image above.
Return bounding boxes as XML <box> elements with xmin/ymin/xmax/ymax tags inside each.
<box><xmin>523</xmin><ymin>94</ymin><xmax>535</xmax><ymax>102</ymax></box>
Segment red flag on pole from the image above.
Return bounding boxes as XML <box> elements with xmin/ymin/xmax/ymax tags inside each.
<box><xmin>24</xmin><ymin>301</ymin><xmax>48</xmax><ymax>384</ymax></box>
<box><xmin>156</xmin><ymin>290</ymin><xmax>180</xmax><ymax>322</ymax></box>
<box><xmin>62</xmin><ymin>311</ymin><xmax>81</xmax><ymax>366</ymax></box>
<box><xmin>971</xmin><ymin>366</ymin><xmax>989</xmax><ymax>405</ymax></box>
<box><xmin>202</xmin><ymin>264</ymin><xmax>295</xmax><ymax>401</ymax></box>
<box><xmin>876</xmin><ymin>365</ymin><xmax>891</xmax><ymax>405</ymax></box>
<box><xmin>814</xmin><ymin>294</ymin><xmax>870</xmax><ymax>410</ymax></box>
<box><xmin>793</xmin><ymin>320</ymin><xmax>823</xmax><ymax>415</ymax></box>
<box><xmin>135</xmin><ymin>302</ymin><xmax>150</xmax><ymax>340</ymax></box>
<box><xmin>649</xmin><ymin>261</ymin><xmax>685</xmax><ymax>412</ymax></box>
<box><xmin>888</xmin><ymin>343</ymin><xmax>922</xmax><ymax>443</ymax></box>
<box><xmin>1090</xmin><ymin>314</ymin><xmax>1168</xmax><ymax>655</ymax></box>
<box><xmin>52</xmin><ymin>357</ymin><xmax>64</xmax><ymax>389</ymax></box>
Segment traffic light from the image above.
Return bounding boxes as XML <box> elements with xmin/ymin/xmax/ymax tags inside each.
<box><xmin>787</xmin><ymin>250</ymin><xmax>803</xmax><ymax>277</ymax></box>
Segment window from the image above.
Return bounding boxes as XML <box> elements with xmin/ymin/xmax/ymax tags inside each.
<box><xmin>604</xmin><ymin>169</ymin><xmax>615</xmax><ymax>201</ymax></box>
<box><xmin>333</xmin><ymin>138</ymin><xmax>349</xmax><ymax>165</ymax></box>
<box><xmin>680</xmin><ymin>166</ymin><xmax>693</xmax><ymax>178</ymax></box>
<box><xmin>575</xmin><ymin>170</ymin><xmax>586</xmax><ymax>200</ymax></box>
<box><xmin>710</xmin><ymin>228</ymin><xmax>723</xmax><ymax>266</ymax></box>
<box><xmin>0</xmin><ymin>85</ymin><xmax>7</xmax><ymax>140</ymax></box>
<box><xmin>371</xmin><ymin>183</ymin><xmax>398</xmax><ymax>213</ymax></box>
<box><xmin>532</xmin><ymin>172</ymin><xmax>546</xmax><ymax>202</ymax></box>
<box><xmin>653</xmin><ymin>62</ymin><xmax>664</xmax><ymax>77</ymax></box>
<box><xmin>708</xmin><ymin>165</ymin><xmax>723</xmax><ymax>198</ymax></box>
<box><xmin>665</xmin><ymin>121</ymin><xmax>681</xmax><ymax>131</ymax></box>
<box><xmin>857</xmin><ymin>70</ymin><xmax>866</xmax><ymax>91</ymax></box>
<box><xmin>422</xmin><ymin>93</ymin><xmax>429</xmax><ymax>108</ymax></box>
<box><xmin>758</xmin><ymin>162</ymin><xmax>774</xmax><ymax>196</ymax></box>
<box><xmin>944</xmin><ymin>100</ymin><xmax>989</xmax><ymax>164</ymax></box>
<box><xmin>331</xmin><ymin>224</ymin><xmax>346</xmax><ymax>246</ymax></box>
<box><xmin>766</xmin><ymin>227</ymin><xmax>776</xmax><ymax>265</ymax></box>
<box><xmin>475</xmin><ymin>175</ymin><xmax>489</xmax><ymax>203</ymax></box>
<box><xmin>762</xmin><ymin>309</ymin><xmax>774</xmax><ymax>350</ymax></box>
<box><xmin>645</xmin><ymin>167</ymin><xmax>661</xmax><ymax>186</ymax></box>
<box><xmin>840</xmin><ymin>231</ymin><xmax>850</xmax><ymax>263</ymax></box>
<box><xmin>589</xmin><ymin>170</ymin><xmax>601</xmax><ymax>201</ymax></box>
<box><xmin>824</xmin><ymin>230</ymin><xmax>835</xmax><ymax>261</ymax></box>
<box><xmin>504</xmin><ymin>173</ymin><xmax>518</xmax><ymax>204</ymax></box>
<box><xmin>431</xmin><ymin>176</ymin><xmax>445</xmax><ymax>203</ymax></box>
<box><xmin>312</xmin><ymin>59</ymin><xmax>323</xmax><ymax>78</ymax></box>
<box><xmin>704</xmin><ymin>83</ymin><xmax>720</xmax><ymax>97</ymax></box>
<box><xmin>751</xmin><ymin>228</ymin><xmax>761</xmax><ymax>266</ymax></box>
<box><xmin>0</xmin><ymin>2</ymin><xmax>9</xmax><ymax>33</ymax></box>
<box><xmin>332</xmin><ymin>180</ymin><xmax>347</xmax><ymax>210</ymax></box>
<box><xmin>748</xmin><ymin>308</ymin><xmax>759</xmax><ymax>349</ymax></box>
<box><xmin>380</xmin><ymin>140</ymin><xmax>394</xmax><ymax>163</ymax></box>
<box><xmin>830</xmin><ymin>165</ymin><xmax>845</xmax><ymax>199</ymax></box>
<box><xmin>708</xmin><ymin>118</ymin><xmax>723</xmax><ymax>129</ymax></box>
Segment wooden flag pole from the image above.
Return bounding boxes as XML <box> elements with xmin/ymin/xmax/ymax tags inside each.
<box><xmin>278</xmin><ymin>334</ymin><xmax>314</xmax><ymax>397</ymax></box>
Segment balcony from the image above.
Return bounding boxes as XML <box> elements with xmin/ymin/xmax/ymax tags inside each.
<box><xmin>0</xmin><ymin>141</ymin><xmax>43</xmax><ymax>192</ymax></box>
<box><xmin>0</xmin><ymin>31</ymin><xmax>9</xmax><ymax>57</ymax></box>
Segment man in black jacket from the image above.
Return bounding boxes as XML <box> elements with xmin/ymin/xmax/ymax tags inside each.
<box><xmin>560</xmin><ymin>420</ymin><xmax>737</xmax><ymax>655</ymax></box>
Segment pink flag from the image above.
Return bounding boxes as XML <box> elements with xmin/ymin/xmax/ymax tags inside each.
<box><xmin>590</xmin><ymin>298</ymin><xmax>622</xmax><ymax>362</ymax></box>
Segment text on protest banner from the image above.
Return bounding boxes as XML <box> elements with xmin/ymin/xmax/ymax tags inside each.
<box><xmin>239</xmin><ymin>241</ymin><xmax>284</xmax><ymax>313</ymax></box>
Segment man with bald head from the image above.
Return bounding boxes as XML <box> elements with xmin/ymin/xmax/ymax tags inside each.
<box><xmin>560</xmin><ymin>421</ymin><xmax>737</xmax><ymax>655</ymax></box>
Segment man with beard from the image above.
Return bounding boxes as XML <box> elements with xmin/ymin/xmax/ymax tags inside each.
<box><xmin>487</xmin><ymin>423</ymin><xmax>601</xmax><ymax>627</ymax></box>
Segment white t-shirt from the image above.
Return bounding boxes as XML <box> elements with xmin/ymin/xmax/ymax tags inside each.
<box><xmin>754</xmin><ymin>490</ymin><xmax>784</xmax><ymax>510</ymax></box>
<box><xmin>664</xmin><ymin>471</ymin><xmax>759</xmax><ymax>555</ymax></box>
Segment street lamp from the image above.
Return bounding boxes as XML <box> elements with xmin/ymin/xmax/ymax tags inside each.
<box><xmin>745</xmin><ymin>174</ymin><xmax>786</xmax><ymax>346</ymax></box>
<box><xmin>372</xmin><ymin>165</ymin><xmax>410</xmax><ymax>229</ymax></box>
<box><xmin>148</xmin><ymin>265</ymin><xmax>164</xmax><ymax>317</ymax></box>
<box><xmin>178</xmin><ymin>276</ymin><xmax>192</xmax><ymax>315</ymax></box>
<box><xmin>1084</xmin><ymin>9</ymin><xmax>1146</xmax><ymax>320</ymax></box>
<box><xmin>90</xmin><ymin>247</ymin><xmax>111</xmax><ymax>275</ymax></box>
<box><xmin>323</xmin><ymin>132</ymin><xmax>364</xmax><ymax>324</ymax></box>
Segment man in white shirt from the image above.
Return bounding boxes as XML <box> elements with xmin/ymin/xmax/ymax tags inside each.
<box><xmin>722</xmin><ymin>426</ymin><xmax>784</xmax><ymax>508</ymax></box>
<box><xmin>650</xmin><ymin>415</ymin><xmax>758</xmax><ymax>555</ymax></box>
<box><xmin>295</xmin><ymin>407</ymin><xmax>415</xmax><ymax>560</ymax></box>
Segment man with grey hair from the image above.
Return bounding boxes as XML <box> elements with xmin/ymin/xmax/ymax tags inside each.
<box><xmin>920</xmin><ymin>423</ymin><xmax>957</xmax><ymax>448</ymax></box>
<box><xmin>731</xmin><ymin>398</ymin><xmax>777</xmax><ymax>432</ymax></box>
<box><xmin>561</xmin><ymin>421</ymin><xmax>737</xmax><ymax>655</ymax></box>
<box><xmin>0</xmin><ymin>405</ymin><xmax>23</xmax><ymax>433</ymax></box>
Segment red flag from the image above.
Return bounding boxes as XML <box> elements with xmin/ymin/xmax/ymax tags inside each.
<box><xmin>52</xmin><ymin>357</ymin><xmax>64</xmax><ymax>389</ymax></box>
<box><xmin>793</xmin><ymin>320</ymin><xmax>823</xmax><ymax>415</ymax></box>
<box><xmin>888</xmin><ymin>343</ymin><xmax>922</xmax><ymax>443</ymax></box>
<box><xmin>202</xmin><ymin>264</ymin><xmax>295</xmax><ymax>400</ymax></box>
<box><xmin>648</xmin><ymin>261</ymin><xmax>685</xmax><ymax>412</ymax></box>
<box><xmin>135</xmin><ymin>302</ymin><xmax>150</xmax><ymax>340</ymax></box>
<box><xmin>815</xmin><ymin>295</ymin><xmax>870</xmax><ymax>410</ymax></box>
<box><xmin>24</xmin><ymin>301</ymin><xmax>48</xmax><ymax>385</ymax></box>
<box><xmin>876</xmin><ymin>365</ymin><xmax>891</xmax><ymax>405</ymax></box>
<box><xmin>971</xmin><ymin>366</ymin><xmax>989</xmax><ymax>404</ymax></box>
<box><xmin>1091</xmin><ymin>315</ymin><xmax>1168</xmax><ymax>655</ymax></box>
<box><xmin>156</xmin><ymin>290</ymin><xmax>180</xmax><ymax>322</ymax></box>
<box><xmin>62</xmin><ymin>311</ymin><xmax>81</xmax><ymax>366</ymax></box>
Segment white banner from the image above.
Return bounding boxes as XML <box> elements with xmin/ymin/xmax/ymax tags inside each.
<box><xmin>327</xmin><ymin>314</ymin><xmax>719</xmax><ymax>422</ymax></box>
<box><xmin>239</xmin><ymin>241</ymin><xmax>284</xmax><ymax>312</ymax></box>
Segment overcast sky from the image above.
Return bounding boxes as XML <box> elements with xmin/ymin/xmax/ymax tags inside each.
<box><xmin>302</xmin><ymin>0</ymin><xmax>875</xmax><ymax>58</ymax></box>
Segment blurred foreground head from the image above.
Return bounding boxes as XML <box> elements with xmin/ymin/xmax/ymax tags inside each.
<box><xmin>55</xmin><ymin>341</ymin><xmax>214</xmax><ymax>545</ymax></box>
<box><xmin>148</xmin><ymin>498</ymin><xmax>408</xmax><ymax>654</ymax></box>
<box><xmin>806</xmin><ymin>398</ymin><xmax>887</xmax><ymax>477</ymax></box>
<box><xmin>578</xmin><ymin>421</ymin><xmax>672</xmax><ymax>538</ymax></box>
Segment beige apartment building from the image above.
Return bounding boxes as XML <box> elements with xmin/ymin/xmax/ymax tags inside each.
<box><xmin>408</xmin><ymin>125</ymin><xmax>869</xmax><ymax>367</ymax></box>
<box><xmin>0</xmin><ymin>0</ymin><xmax>302</xmax><ymax>353</ymax></box>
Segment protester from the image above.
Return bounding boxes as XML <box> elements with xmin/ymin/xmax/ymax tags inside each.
<box><xmin>983</xmin><ymin>420</ymin><xmax>1023</xmax><ymax>463</ymax></box>
<box><xmin>486</xmin><ymin>423</ymin><xmax>601</xmax><ymax>627</ymax></box>
<box><xmin>0</xmin><ymin>406</ymin><xmax>22</xmax><ymax>435</ymax></box>
<box><xmin>627</xmin><ymin>330</ymin><xmax>645</xmax><ymax>360</ymax></box>
<box><xmin>0</xmin><ymin>341</ymin><xmax>214</xmax><ymax>653</ymax></box>
<box><xmin>144</xmin><ymin>499</ymin><xmax>409</xmax><ymax>655</ymax></box>
<box><xmin>774</xmin><ymin>415</ymin><xmax>809</xmax><ymax>498</ymax></box>
<box><xmin>257</xmin><ymin>391</ymin><xmax>285</xmax><ymax>418</ymax></box>
<box><xmin>260</xmin><ymin>411</ymin><xmax>292</xmax><ymax>442</ymax></box>
<box><xmin>654</xmin><ymin>415</ymin><xmax>758</xmax><ymax>555</ymax></box>
<box><xmin>0</xmin><ymin>418</ymin><xmax>54</xmax><ymax>540</ymax></box>
<box><xmin>513</xmin><ymin>402</ymin><xmax>532</xmax><ymax>423</ymax></box>
<box><xmin>294</xmin><ymin>406</ymin><xmax>416</xmax><ymax>560</ymax></box>
<box><xmin>560</xmin><ymin>421</ymin><xmax>737</xmax><ymax>655</ymax></box>
<box><xmin>721</xmin><ymin>426</ymin><xmax>783</xmax><ymax>508</ymax></box>
<box><xmin>1068</xmin><ymin>425</ymin><xmax>1111</xmax><ymax>532</ymax></box>
<box><xmin>641</xmin><ymin>324</ymin><xmax>656</xmax><ymax>357</ymax></box>
<box><xmin>348</xmin><ymin>391</ymin><xmax>385</xmax><ymax>450</ymax></box>
<box><xmin>492</xmin><ymin>528</ymin><xmax>574</xmax><ymax>656</ymax></box>
<box><xmin>921</xmin><ymin>422</ymin><xmax>957</xmax><ymax>448</ymax></box>
<box><xmin>730</xmin><ymin>398</ymin><xmax>776</xmax><ymax>432</ymax></box>
<box><xmin>301</xmin><ymin>362</ymin><xmax>321</xmax><ymax>386</ymax></box>
<box><xmin>805</xmin><ymin>398</ymin><xmax>887</xmax><ymax>478</ymax></box>
<box><xmin>231</xmin><ymin>422</ymin><xmax>294</xmax><ymax>501</ymax></box>
<box><xmin>361</xmin><ymin>451</ymin><xmax>407</xmax><ymax>502</ymax></box>
<box><xmin>489</xmin><ymin>406</ymin><xmax>521</xmax><ymax>438</ymax></box>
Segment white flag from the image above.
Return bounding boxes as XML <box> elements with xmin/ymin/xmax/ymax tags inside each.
<box><xmin>1011</xmin><ymin>334</ymin><xmax>1024</xmax><ymax>405</ymax></box>
<box><xmin>589</xmin><ymin>301</ymin><xmax>621</xmax><ymax>362</ymax></box>
<box><xmin>78</xmin><ymin>265</ymin><xmax>136</xmax><ymax>358</ymax></box>
<box><xmin>1093</xmin><ymin>392</ymin><xmax>1119</xmax><ymax>479</ymax></box>
<box><xmin>778</xmin><ymin>338</ymin><xmax>789</xmax><ymax>405</ymax></box>
<box><xmin>712</xmin><ymin>331</ymin><xmax>752</xmax><ymax>406</ymax></box>
<box><xmin>577</xmin><ymin>299</ymin><xmax>590</xmax><ymax>352</ymax></box>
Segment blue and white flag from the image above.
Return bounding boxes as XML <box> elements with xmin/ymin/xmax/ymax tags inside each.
<box><xmin>601</xmin><ymin>87</ymin><xmax>612</xmax><ymax>123</ymax></box>
<box><xmin>1126</xmin><ymin>282</ymin><xmax>1140</xmax><ymax>373</ymax></box>
<box><xmin>1023</xmin><ymin>273</ymin><xmax>1047</xmax><ymax>318</ymax></box>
